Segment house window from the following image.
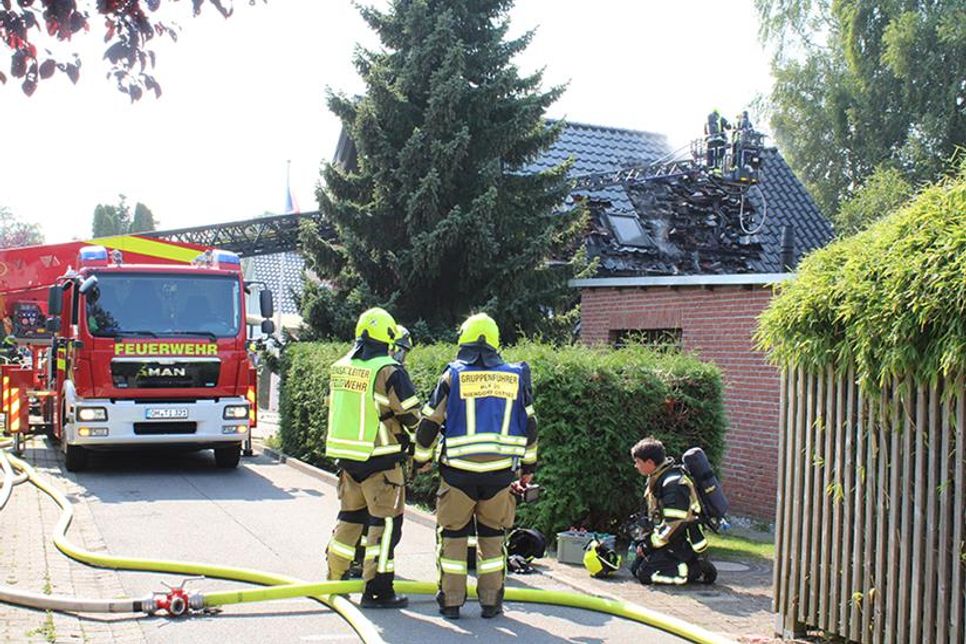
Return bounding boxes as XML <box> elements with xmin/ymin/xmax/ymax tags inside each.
<box><xmin>605</xmin><ymin>214</ymin><xmax>652</xmax><ymax>248</ymax></box>
<box><xmin>610</xmin><ymin>328</ymin><xmax>682</xmax><ymax>349</ymax></box>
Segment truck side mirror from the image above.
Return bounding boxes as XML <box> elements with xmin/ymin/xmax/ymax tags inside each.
<box><xmin>260</xmin><ymin>319</ymin><xmax>276</xmax><ymax>335</ymax></box>
<box><xmin>45</xmin><ymin>316</ymin><xmax>61</xmax><ymax>333</ymax></box>
<box><xmin>79</xmin><ymin>275</ymin><xmax>98</xmax><ymax>296</ymax></box>
<box><xmin>48</xmin><ymin>285</ymin><xmax>64</xmax><ymax>316</ymax></box>
<box><xmin>259</xmin><ymin>290</ymin><xmax>274</xmax><ymax>319</ymax></box>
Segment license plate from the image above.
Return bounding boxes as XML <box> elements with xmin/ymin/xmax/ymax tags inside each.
<box><xmin>145</xmin><ymin>408</ymin><xmax>189</xmax><ymax>420</ymax></box>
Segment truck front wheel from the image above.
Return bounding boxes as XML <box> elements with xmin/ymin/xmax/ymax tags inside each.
<box><xmin>64</xmin><ymin>444</ymin><xmax>88</xmax><ymax>472</ymax></box>
<box><xmin>214</xmin><ymin>444</ymin><xmax>241</xmax><ymax>469</ymax></box>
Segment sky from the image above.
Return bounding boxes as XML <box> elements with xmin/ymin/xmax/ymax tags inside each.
<box><xmin>1</xmin><ymin>0</ymin><xmax>774</xmax><ymax>245</ymax></box>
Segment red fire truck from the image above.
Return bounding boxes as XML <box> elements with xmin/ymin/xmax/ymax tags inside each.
<box><xmin>0</xmin><ymin>236</ymin><xmax>273</xmax><ymax>471</ymax></box>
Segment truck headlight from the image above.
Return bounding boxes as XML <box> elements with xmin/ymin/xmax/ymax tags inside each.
<box><xmin>77</xmin><ymin>407</ymin><xmax>108</xmax><ymax>422</ymax></box>
<box><xmin>223</xmin><ymin>405</ymin><xmax>249</xmax><ymax>420</ymax></box>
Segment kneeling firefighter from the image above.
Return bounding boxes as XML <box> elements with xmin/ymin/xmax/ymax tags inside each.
<box><xmin>414</xmin><ymin>313</ymin><xmax>538</xmax><ymax>619</ymax></box>
<box><xmin>324</xmin><ymin>308</ymin><xmax>422</xmax><ymax>608</ymax></box>
<box><xmin>629</xmin><ymin>437</ymin><xmax>717</xmax><ymax>585</ymax></box>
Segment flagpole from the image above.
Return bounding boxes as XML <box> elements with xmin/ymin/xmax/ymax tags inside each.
<box><xmin>285</xmin><ymin>159</ymin><xmax>295</xmax><ymax>214</ymax></box>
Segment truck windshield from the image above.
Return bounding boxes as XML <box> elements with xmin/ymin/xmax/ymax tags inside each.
<box><xmin>85</xmin><ymin>273</ymin><xmax>241</xmax><ymax>338</ymax></box>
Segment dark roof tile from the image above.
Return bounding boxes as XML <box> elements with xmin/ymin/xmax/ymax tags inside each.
<box><xmin>244</xmin><ymin>252</ymin><xmax>305</xmax><ymax>315</ymax></box>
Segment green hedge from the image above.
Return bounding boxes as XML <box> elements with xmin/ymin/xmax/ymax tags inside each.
<box><xmin>757</xmin><ymin>167</ymin><xmax>966</xmax><ymax>386</ymax></box>
<box><xmin>279</xmin><ymin>341</ymin><xmax>726</xmax><ymax>539</ymax></box>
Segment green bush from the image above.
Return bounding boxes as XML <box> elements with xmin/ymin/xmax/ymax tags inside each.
<box><xmin>279</xmin><ymin>341</ymin><xmax>726</xmax><ymax>539</ymax></box>
<box><xmin>757</xmin><ymin>166</ymin><xmax>966</xmax><ymax>386</ymax></box>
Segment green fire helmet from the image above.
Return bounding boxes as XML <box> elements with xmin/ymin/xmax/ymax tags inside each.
<box><xmin>457</xmin><ymin>313</ymin><xmax>500</xmax><ymax>349</ymax></box>
<box><xmin>355</xmin><ymin>307</ymin><xmax>398</xmax><ymax>345</ymax></box>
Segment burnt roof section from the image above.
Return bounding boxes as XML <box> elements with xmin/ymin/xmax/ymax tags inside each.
<box><xmin>530</xmin><ymin>122</ymin><xmax>833</xmax><ymax>277</ymax></box>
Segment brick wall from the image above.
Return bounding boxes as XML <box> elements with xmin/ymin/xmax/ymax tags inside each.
<box><xmin>580</xmin><ymin>285</ymin><xmax>780</xmax><ymax>521</ymax></box>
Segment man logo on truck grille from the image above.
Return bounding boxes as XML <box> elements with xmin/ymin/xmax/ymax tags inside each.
<box><xmin>140</xmin><ymin>366</ymin><xmax>188</xmax><ymax>378</ymax></box>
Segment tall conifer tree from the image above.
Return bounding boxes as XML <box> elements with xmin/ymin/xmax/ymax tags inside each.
<box><xmin>300</xmin><ymin>0</ymin><xmax>582</xmax><ymax>341</ymax></box>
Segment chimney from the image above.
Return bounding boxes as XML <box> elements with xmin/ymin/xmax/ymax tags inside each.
<box><xmin>781</xmin><ymin>225</ymin><xmax>796</xmax><ymax>272</ymax></box>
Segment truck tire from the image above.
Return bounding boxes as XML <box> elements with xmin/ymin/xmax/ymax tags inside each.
<box><xmin>214</xmin><ymin>444</ymin><xmax>241</xmax><ymax>469</ymax></box>
<box><xmin>64</xmin><ymin>444</ymin><xmax>88</xmax><ymax>472</ymax></box>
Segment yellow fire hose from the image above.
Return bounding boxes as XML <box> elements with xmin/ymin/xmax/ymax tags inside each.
<box><xmin>204</xmin><ymin>579</ymin><xmax>733</xmax><ymax>644</ymax></box>
<box><xmin>2</xmin><ymin>445</ymin><xmax>734</xmax><ymax>644</ymax></box>
<box><xmin>3</xmin><ymin>449</ymin><xmax>383</xmax><ymax>643</ymax></box>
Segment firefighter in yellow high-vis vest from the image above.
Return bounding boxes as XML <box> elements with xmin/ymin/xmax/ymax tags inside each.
<box><xmin>324</xmin><ymin>308</ymin><xmax>421</xmax><ymax>608</ymax></box>
<box><xmin>414</xmin><ymin>313</ymin><xmax>538</xmax><ymax>620</ymax></box>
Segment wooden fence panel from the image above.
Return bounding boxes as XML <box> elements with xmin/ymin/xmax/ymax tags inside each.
<box><xmin>775</xmin><ymin>370</ymin><xmax>964</xmax><ymax>643</ymax></box>
<box><xmin>867</xmin><ymin>391</ymin><xmax>885</xmax><ymax>644</ymax></box>
<box><xmin>878</xmin><ymin>387</ymin><xmax>897</xmax><ymax>644</ymax></box>
<box><xmin>828</xmin><ymin>369</ymin><xmax>845</xmax><ymax>635</ymax></box>
<box><xmin>799</xmin><ymin>370</ymin><xmax>815</xmax><ymax>623</ymax></box>
<box><xmin>952</xmin><ymin>377</ymin><xmax>964</xmax><ymax>644</ymax></box>
<box><xmin>785</xmin><ymin>367</ymin><xmax>805</xmax><ymax>632</ymax></box>
<box><xmin>894</xmin><ymin>380</ymin><xmax>914</xmax><ymax>644</ymax></box>
<box><xmin>777</xmin><ymin>368</ymin><xmax>796</xmax><ymax>624</ymax></box>
<box><xmin>921</xmin><ymin>383</ymin><xmax>939</xmax><ymax>644</ymax></box>
<box><xmin>845</xmin><ymin>369</ymin><xmax>862</xmax><ymax>641</ymax></box>
<box><xmin>818</xmin><ymin>367</ymin><xmax>833</xmax><ymax>631</ymax></box>
<box><xmin>935</xmin><ymin>379</ymin><xmax>952</xmax><ymax>644</ymax></box>
<box><xmin>810</xmin><ymin>371</ymin><xmax>825</xmax><ymax>624</ymax></box>
<box><xmin>771</xmin><ymin>371</ymin><xmax>790</xmax><ymax>614</ymax></box>
<box><xmin>899</xmin><ymin>379</ymin><xmax>928</xmax><ymax>642</ymax></box>
<box><xmin>863</xmin><ymin>389</ymin><xmax>879</xmax><ymax>643</ymax></box>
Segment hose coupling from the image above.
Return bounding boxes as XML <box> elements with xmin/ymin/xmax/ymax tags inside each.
<box><xmin>154</xmin><ymin>577</ymin><xmax>205</xmax><ymax>617</ymax></box>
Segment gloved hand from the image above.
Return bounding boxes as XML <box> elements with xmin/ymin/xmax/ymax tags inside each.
<box><xmin>510</xmin><ymin>473</ymin><xmax>533</xmax><ymax>496</ymax></box>
<box><xmin>639</xmin><ymin>534</ymin><xmax>657</xmax><ymax>556</ymax></box>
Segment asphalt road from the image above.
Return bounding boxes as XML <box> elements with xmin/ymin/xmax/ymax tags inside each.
<box><xmin>58</xmin><ymin>447</ymin><xmax>685</xmax><ymax>643</ymax></box>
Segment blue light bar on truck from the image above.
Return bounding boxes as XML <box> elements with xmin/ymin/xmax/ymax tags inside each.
<box><xmin>193</xmin><ymin>249</ymin><xmax>241</xmax><ymax>269</ymax></box>
<box><xmin>78</xmin><ymin>246</ymin><xmax>109</xmax><ymax>267</ymax></box>
<box><xmin>212</xmin><ymin>250</ymin><xmax>241</xmax><ymax>266</ymax></box>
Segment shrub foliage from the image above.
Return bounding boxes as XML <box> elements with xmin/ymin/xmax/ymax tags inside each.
<box><xmin>757</xmin><ymin>167</ymin><xmax>966</xmax><ymax>386</ymax></box>
<box><xmin>279</xmin><ymin>341</ymin><xmax>726</xmax><ymax>538</ymax></box>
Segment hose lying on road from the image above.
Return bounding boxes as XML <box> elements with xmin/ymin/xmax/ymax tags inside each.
<box><xmin>0</xmin><ymin>444</ymin><xmax>28</xmax><ymax>510</ymax></box>
<box><xmin>1</xmin><ymin>444</ymin><xmax>735</xmax><ymax>644</ymax></box>
<box><xmin>203</xmin><ymin>579</ymin><xmax>734</xmax><ymax>644</ymax></box>
<box><xmin>3</xmin><ymin>448</ymin><xmax>383</xmax><ymax>644</ymax></box>
<box><xmin>0</xmin><ymin>586</ymin><xmax>155</xmax><ymax>614</ymax></box>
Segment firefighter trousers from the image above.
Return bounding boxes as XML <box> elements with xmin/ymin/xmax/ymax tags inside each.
<box><xmin>634</xmin><ymin>534</ymin><xmax>703</xmax><ymax>585</ymax></box>
<box><xmin>326</xmin><ymin>465</ymin><xmax>405</xmax><ymax>597</ymax></box>
<box><xmin>435</xmin><ymin>479</ymin><xmax>515</xmax><ymax>607</ymax></box>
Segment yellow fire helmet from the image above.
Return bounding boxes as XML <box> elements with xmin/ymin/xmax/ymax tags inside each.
<box><xmin>355</xmin><ymin>307</ymin><xmax>398</xmax><ymax>345</ymax></box>
<box><xmin>583</xmin><ymin>539</ymin><xmax>622</xmax><ymax>578</ymax></box>
<box><xmin>457</xmin><ymin>313</ymin><xmax>500</xmax><ymax>349</ymax></box>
